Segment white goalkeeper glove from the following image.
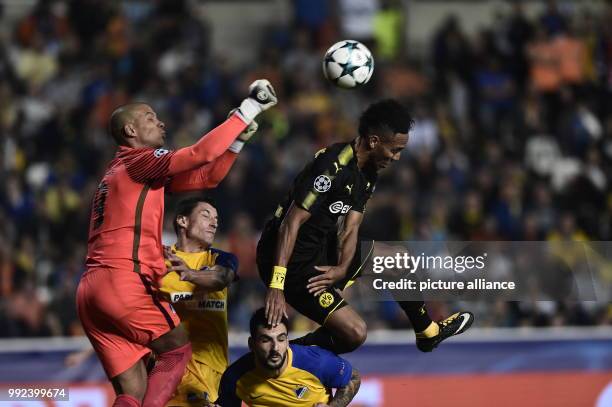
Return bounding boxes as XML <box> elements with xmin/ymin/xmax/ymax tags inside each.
<box><xmin>235</xmin><ymin>79</ymin><xmax>277</xmax><ymax>124</ymax></box>
<box><xmin>228</xmin><ymin>108</ymin><xmax>259</xmax><ymax>153</ymax></box>
<box><xmin>238</xmin><ymin>120</ymin><xmax>259</xmax><ymax>142</ymax></box>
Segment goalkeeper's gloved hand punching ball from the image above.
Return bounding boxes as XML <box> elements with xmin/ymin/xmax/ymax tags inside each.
<box><xmin>229</xmin><ymin>79</ymin><xmax>277</xmax><ymax>152</ymax></box>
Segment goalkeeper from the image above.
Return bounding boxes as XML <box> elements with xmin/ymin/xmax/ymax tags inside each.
<box><xmin>77</xmin><ymin>80</ymin><xmax>276</xmax><ymax>407</ymax></box>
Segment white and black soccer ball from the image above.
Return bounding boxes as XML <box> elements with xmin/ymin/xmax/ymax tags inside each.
<box><xmin>322</xmin><ymin>40</ymin><xmax>374</xmax><ymax>89</ymax></box>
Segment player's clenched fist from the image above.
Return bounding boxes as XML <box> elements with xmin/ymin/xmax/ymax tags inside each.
<box><xmin>236</xmin><ymin>79</ymin><xmax>278</xmax><ymax>123</ymax></box>
<box><xmin>248</xmin><ymin>79</ymin><xmax>277</xmax><ymax>109</ymax></box>
<box><xmin>163</xmin><ymin>246</ymin><xmax>195</xmax><ymax>279</ymax></box>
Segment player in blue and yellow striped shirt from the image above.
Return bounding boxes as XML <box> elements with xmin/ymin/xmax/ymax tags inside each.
<box><xmin>213</xmin><ymin>308</ymin><xmax>361</xmax><ymax>407</ymax></box>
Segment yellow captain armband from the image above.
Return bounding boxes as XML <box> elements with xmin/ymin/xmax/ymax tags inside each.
<box><xmin>269</xmin><ymin>266</ymin><xmax>287</xmax><ymax>290</ymax></box>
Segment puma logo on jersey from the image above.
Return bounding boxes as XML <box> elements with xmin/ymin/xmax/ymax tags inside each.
<box><xmin>345</xmin><ymin>184</ymin><xmax>353</xmax><ymax>194</ymax></box>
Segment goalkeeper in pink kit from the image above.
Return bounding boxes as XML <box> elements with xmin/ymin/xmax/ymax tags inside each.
<box><xmin>76</xmin><ymin>80</ymin><xmax>277</xmax><ymax>407</ymax></box>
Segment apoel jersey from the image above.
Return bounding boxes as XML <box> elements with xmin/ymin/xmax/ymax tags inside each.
<box><xmin>159</xmin><ymin>245</ymin><xmax>238</xmax><ymax>373</ymax></box>
<box><xmin>216</xmin><ymin>344</ymin><xmax>352</xmax><ymax>407</ymax></box>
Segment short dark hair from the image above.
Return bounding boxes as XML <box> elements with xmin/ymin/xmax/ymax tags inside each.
<box><xmin>249</xmin><ymin>307</ymin><xmax>289</xmax><ymax>337</ymax></box>
<box><xmin>173</xmin><ymin>196</ymin><xmax>216</xmax><ymax>235</ymax></box>
<box><xmin>358</xmin><ymin>99</ymin><xmax>414</xmax><ymax>139</ymax></box>
<box><xmin>109</xmin><ymin>103</ymin><xmax>145</xmax><ymax>145</ymax></box>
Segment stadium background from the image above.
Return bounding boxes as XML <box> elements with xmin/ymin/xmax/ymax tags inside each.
<box><xmin>0</xmin><ymin>0</ymin><xmax>610</xmax><ymax>405</ymax></box>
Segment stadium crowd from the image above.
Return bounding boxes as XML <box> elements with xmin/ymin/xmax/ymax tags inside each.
<box><xmin>0</xmin><ymin>0</ymin><xmax>610</xmax><ymax>338</ymax></box>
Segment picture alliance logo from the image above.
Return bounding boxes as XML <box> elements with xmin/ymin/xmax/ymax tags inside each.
<box><xmin>329</xmin><ymin>201</ymin><xmax>351</xmax><ymax>214</ymax></box>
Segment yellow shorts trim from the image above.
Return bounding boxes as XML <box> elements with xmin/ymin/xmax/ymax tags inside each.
<box><xmin>322</xmin><ymin>298</ymin><xmax>346</xmax><ymax>325</ymax></box>
<box><xmin>343</xmin><ymin>240</ymin><xmax>375</xmax><ymax>290</ymax></box>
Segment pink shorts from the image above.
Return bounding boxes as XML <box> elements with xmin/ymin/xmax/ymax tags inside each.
<box><xmin>76</xmin><ymin>267</ymin><xmax>180</xmax><ymax>378</ymax></box>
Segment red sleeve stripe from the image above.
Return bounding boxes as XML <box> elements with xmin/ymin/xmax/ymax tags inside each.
<box><xmin>124</xmin><ymin>150</ymin><xmax>175</xmax><ymax>183</ymax></box>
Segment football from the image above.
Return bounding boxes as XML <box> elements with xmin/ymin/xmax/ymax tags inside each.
<box><xmin>322</xmin><ymin>40</ymin><xmax>374</xmax><ymax>89</ymax></box>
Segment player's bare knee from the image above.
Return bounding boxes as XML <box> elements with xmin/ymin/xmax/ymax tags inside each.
<box><xmin>353</xmin><ymin>318</ymin><xmax>368</xmax><ymax>346</ymax></box>
<box><xmin>342</xmin><ymin>319</ymin><xmax>367</xmax><ymax>351</ymax></box>
<box><xmin>111</xmin><ymin>361</ymin><xmax>147</xmax><ymax>401</ymax></box>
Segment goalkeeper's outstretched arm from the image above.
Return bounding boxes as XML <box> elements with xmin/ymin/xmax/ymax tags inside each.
<box><xmin>167</xmin><ymin>79</ymin><xmax>276</xmax><ymax>176</ymax></box>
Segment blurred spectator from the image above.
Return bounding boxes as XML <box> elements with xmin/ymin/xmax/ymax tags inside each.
<box><xmin>293</xmin><ymin>0</ymin><xmax>332</xmax><ymax>46</ymax></box>
<box><xmin>432</xmin><ymin>15</ymin><xmax>472</xmax><ymax>92</ymax></box>
<box><xmin>539</xmin><ymin>0</ymin><xmax>567</xmax><ymax>37</ymax></box>
<box><xmin>227</xmin><ymin>212</ymin><xmax>259</xmax><ymax>281</ymax></box>
<box><xmin>408</xmin><ymin>103</ymin><xmax>440</xmax><ymax>155</ymax></box>
<box><xmin>527</xmin><ymin>27</ymin><xmax>561</xmax><ymax>94</ymax></box>
<box><xmin>373</xmin><ymin>0</ymin><xmax>404</xmax><ymax>61</ymax></box>
<box><xmin>554</xmin><ymin>27</ymin><xmax>587</xmax><ymax>86</ymax></box>
<box><xmin>504</xmin><ymin>0</ymin><xmax>534</xmax><ymax>90</ymax></box>
<box><xmin>474</xmin><ymin>56</ymin><xmax>516</xmax><ymax>134</ymax></box>
<box><xmin>337</xmin><ymin>0</ymin><xmax>378</xmax><ymax>41</ymax></box>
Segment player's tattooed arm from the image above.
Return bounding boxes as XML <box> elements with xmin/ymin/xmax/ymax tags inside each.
<box><xmin>328</xmin><ymin>369</ymin><xmax>361</xmax><ymax>407</ymax></box>
<box><xmin>181</xmin><ymin>265</ymin><xmax>235</xmax><ymax>292</ymax></box>
<box><xmin>164</xmin><ymin>248</ymin><xmax>235</xmax><ymax>291</ymax></box>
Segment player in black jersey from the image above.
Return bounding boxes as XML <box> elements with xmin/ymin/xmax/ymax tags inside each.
<box><xmin>257</xmin><ymin>99</ymin><xmax>474</xmax><ymax>354</ymax></box>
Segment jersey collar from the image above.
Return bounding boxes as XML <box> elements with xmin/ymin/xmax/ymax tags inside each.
<box><xmin>171</xmin><ymin>244</ymin><xmax>213</xmax><ymax>255</ymax></box>
<box><xmin>115</xmin><ymin>145</ymin><xmax>135</xmax><ymax>158</ymax></box>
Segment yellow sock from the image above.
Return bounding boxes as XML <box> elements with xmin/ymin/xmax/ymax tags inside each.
<box><xmin>416</xmin><ymin>322</ymin><xmax>440</xmax><ymax>338</ymax></box>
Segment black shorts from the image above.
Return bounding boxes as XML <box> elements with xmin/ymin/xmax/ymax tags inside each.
<box><xmin>257</xmin><ymin>227</ymin><xmax>375</xmax><ymax>326</ymax></box>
